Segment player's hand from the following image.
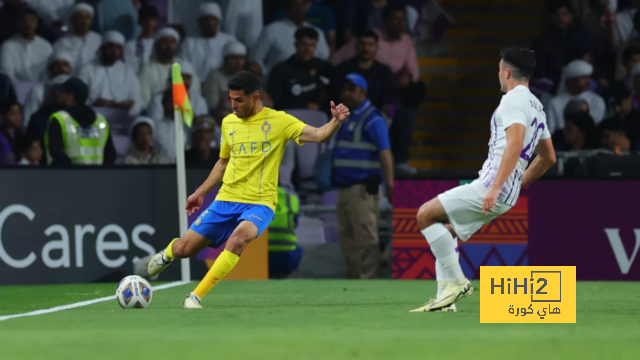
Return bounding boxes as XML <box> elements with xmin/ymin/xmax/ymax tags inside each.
<box><xmin>482</xmin><ymin>188</ymin><xmax>499</xmax><ymax>215</ymax></box>
<box><xmin>330</xmin><ymin>101</ymin><xmax>350</xmax><ymax>122</ymax></box>
<box><xmin>186</xmin><ymin>193</ymin><xmax>204</xmax><ymax>216</ymax></box>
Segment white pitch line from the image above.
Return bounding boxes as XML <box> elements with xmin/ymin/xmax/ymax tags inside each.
<box><xmin>0</xmin><ymin>281</ymin><xmax>191</xmax><ymax>322</ymax></box>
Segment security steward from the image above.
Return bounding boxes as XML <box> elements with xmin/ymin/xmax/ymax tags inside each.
<box><xmin>332</xmin><ymin>73</ymin><xmax>394</xmax><ymax>279</ymax></box>
<box><xmin>45</xmin><ymin>77</ymin><xmax>116</xmax><ymax>165</ymax></box>
<box><xmin>268</xmin><ymin>187</ymin><xmax>302</xmax><ymax>278</ymax></box>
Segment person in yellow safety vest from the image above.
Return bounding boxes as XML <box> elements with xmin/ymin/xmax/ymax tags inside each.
<box><xmin>268</xmin><ymin>187</ymin><xmax>302</xmax><ymax>278</ymax></box>
<box><xmin>45</xmin><ymin>77</ymin><xmax>116</xmax><ymax>166</ymax></box>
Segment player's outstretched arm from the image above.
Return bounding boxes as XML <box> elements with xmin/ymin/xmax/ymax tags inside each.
<box><xmin>299</xmin><ymin>101</ymin><xmax>350</xmax><ymax>143</ymax></box>
<box><xmin>186</xmin><ymin>157</ymin><xmax>229</xmax><ymax>215</ymax></box>
<box><xmin>522</xmin><ymin>138</ymin><xmax>556</xmax><ymax>187</ymax></box>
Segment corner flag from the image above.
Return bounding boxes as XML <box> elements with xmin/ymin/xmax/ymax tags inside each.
<box><xmin>172</xmin><ymin>63</ymin><xmax>193</xmax><ymax>128</ymax></box>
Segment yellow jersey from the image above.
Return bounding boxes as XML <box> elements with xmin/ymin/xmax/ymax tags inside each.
<box><xmin>216</xmin><ymin>107</ymin><xmax>307</xmax><ymax>211</ymax></box>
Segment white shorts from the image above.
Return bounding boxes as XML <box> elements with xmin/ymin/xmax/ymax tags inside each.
<box><xmin>437</xmin><ymin>180</ymin><xmax>512</xmax><ymax>241</ymax></box>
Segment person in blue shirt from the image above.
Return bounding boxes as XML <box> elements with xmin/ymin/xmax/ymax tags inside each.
<box><xmin>332</xmin><ymin>73</ymin><xmax>394</xmax><ymax>279</ymax></box>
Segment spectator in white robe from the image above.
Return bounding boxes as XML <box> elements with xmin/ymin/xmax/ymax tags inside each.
<box><xmin>547</xmin><ymin>60</ymin><xmax>606</xmax><ymax>135</ymax></box>
<box><xmin>23</xmin><ymin>51</ymin><xmax>73</xmax><ymax>124</ymax></box>
<box><xmin>251</xmin><ymin>0</ymin><xmax>329</xmax><ymax>75</ymax></box>
<box><xmin>0</xmin><ymin>7</ymin><xmax>53</xmax><ymax>83</ymax></box>
<box><xmin>178</xmin><ymin>2</ymin><xmax>237</xmax><ymax>82</ymax></box>
<box><xmin>222</xmin><ymin>0</ymin><xmax>263</xmax><ymax>48</ymax></box>
<box><xmin>124</xmin><ymin>4</ymin><xmax>159</xmax><ymax>73</ymax></box>
<box><xmin>78</xmin><ymin>31</ymin><xmax>143</xmax><ymax>117</ymax></box>
<box><xmin>26</xmin><ymin>0</ymin><xmax>75</xmax><ymax>27</ymax></box>
<box><xmin>53</xmin><ymin>3</ymin><xmax>102</xmax><ymax>73</ymax></box>
<box><xmin>153</xmin><ymin>87</ymin><xmax>186</xmax><ymax>162</ymax></box>
<box><xmin>138</xmin><ymin>27</ymin><xmax>202</xmax><ymax>108</ymax></box>
<box><xmin>203</xmin><ymin>41</ymin><xmax>246</xmax><ymax>121</ymax></box>
<box><xmin>146</xmin><ymin>60</ymin><xmax>207</xmax><ymax>120</ymax></box>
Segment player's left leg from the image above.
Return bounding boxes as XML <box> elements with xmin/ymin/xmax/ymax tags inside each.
<box><xmin>433</xmin><ymin>224</ymin><xmax>459</xmax><ymax>312</ymax></box>
<box><xmin>184</xmin><ymin>204</ymin><xmax>274</xmax><ymax>309</ymax></box>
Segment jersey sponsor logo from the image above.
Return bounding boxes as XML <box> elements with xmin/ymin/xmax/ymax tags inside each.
<box><xmin>230</xmin><ymin>142</ymin><xmax>271</xmax><ymax>155</ymax></box>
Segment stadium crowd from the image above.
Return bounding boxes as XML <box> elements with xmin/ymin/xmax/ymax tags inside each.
<box><xmin>0</xmin><ymin>0</ymin><xmax>423</xmax><ymax>175</ymax></box>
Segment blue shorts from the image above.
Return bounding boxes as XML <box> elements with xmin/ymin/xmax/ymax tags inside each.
<box><xmin>190</xmin><ymin>201</ymin><xmax>275</xmax><ymax>248</ymax></box>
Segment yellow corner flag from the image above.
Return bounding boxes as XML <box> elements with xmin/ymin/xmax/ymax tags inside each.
<box><xmin>172</xmin><ymin>63</ymin><xmax>193</xmax><ymax>128</ymax></box>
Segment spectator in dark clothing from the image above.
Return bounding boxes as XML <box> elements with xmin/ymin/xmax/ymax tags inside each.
<box><xmin>533</xmin><ymin>0</ymin><xmax>608</xmax><ymax>93</ymax></box>
<box><xmin>0</xmin><ymin>73</ymin><xmax>17</xmax><ymax>104</ymax></box>
<box><xmin>185</xmin><ymin>116</ymin><xmax>219</xmax><ymax>168</ymax></box>
<box><xmin>333</xmin><ymin>30</ymin><xmax>396</xmax><ymax>119</ymax></box>
<box><xmin>0</xmin><ymin>100</ymin><xmax>23</xmax><ymax>165</ymax></box>
<box><xmin>0</xmin><ymin>0</ymin><xmax>55</xmax><ymax>44</ymax></box>
<box><xmin>599</xmin><ymin>118</ymin><xmax>635</xmax><ymax>152</ymax></box>
<box><xmin>46</xmin><ymin>77</ymin><xmax>116</xmax><ymax>166</ymax></box>
<box><xmin>608</xmin><ymin>84</ymin><xmax>640</xmax><ymax>149</ymax></box>
<box><xmin>558</xmin><ymin>112</ymin><xmax>599</xmax><ymax>151</ymax></box>
<box><xmin>267</xmin><ymin>27</ymin><xmax>331</xmax><ymax>111</ymax></box>
<box><xmin>17</xmin><ymin>135</ymin><xmax>42</xmax><ymax>166</ymax></box>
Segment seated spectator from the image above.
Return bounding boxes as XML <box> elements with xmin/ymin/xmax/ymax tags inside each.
<box><xmin>124</xmin><ymin>116</ymin><xmax>169</xmax><ymax>165</ymax></box>
<box><xmin>599</xmin><ymin>118</ymin><xmax>635</xmax><ymax>152</ymax></box>
<box><xmin>252</xmin><ymin>0</ymin><xmax>330</xmax><ymax>74</ymax></box>
<box><xmin>273</xmin><ymin>0</ymin><xmax>336</xmax><ymax>52</ymax></box>
<box><xmin>146</xmin><ymin>61</ymin><xmax>207</xmax><ymax>121</ymax></box>
<box><xmin>185</xmin><ymin>116</ymin><xmax>219</xmax><ymax>168</ymax></box>
<box><xmin>53</xmin><ymin>3</ymin><xmax>102</xmax><ymax>72</ymax></box>
<box><xmin>610</xmin><ymin>83</ymin><xmax>640</xmax><ymax>148</ymax></box>
<box><xmin>332</xmin><ymin>5</ymin><xmax>418</xmax><ymax>84</ymax></box>
<box><xmin>0</xmin><ymin>7</ymin><xmax>53</xmax><ymax>83</ymax></box>
<box><xmin>26</xmin><ymin>0</ymin><xmax>75</xmax><ymax>29</ymax></box>
<box><xmin>45</xmin><ymin>77</ymin><xmax>116</xmax><ymax>166</ymax></box>
<box><xmin>557</xmin><ymin>112</ymin><xmax>599</xmax><ymax>151</ymax></box>
<box><xmin>152</xmin><ymin>88</ymin><xmax>187</xmax><ymax>162</ymax></box>
<box><xmin>615</xmin><ymin>0</ymin><xmax>640</xmax><ymax>46</ymax></box>
<box><xmin>79</xmin><ymin>31</ymin><xmax>142</xmax><ymax>117</ymax></box>
<box><xmin>547</xmin><ymin>60</ymin><xmax>606</xmax><ymax>134</ymax></box>
<box><xmin>0</xmin><ymin>100</ymin><xmax>24</xmax><ymax>165</ymax></box>
<box><xmin>221</xmin><ymin>0</ymin><xmax>263</xmax><ymax>47</ymax></box>
<box><xmin>23</xmin><ymin>53</ymin><xmax>72</xmax><ymax>124</ymax></box>
<box><xmin>17</xmin><ymin>135</ymin><xmax>42</xmax><ymax>165</ymax></box>
<box><xmin>332</xmin><ymin>30</ymin><xmax>396</xmax><ymax>118</ymax></box>
<box><xmin>203</xmin><ymin>41</ymin><xmax>247</xmax><ymax>121</ymax></box>
<box><xmin>124</xmin><ymin>4</ymin><xmax>159</xmax><ymax>73</ymax></box>
<box><xmin>619</xmin><ymin>45</ymin><xmax>640</xmax><ymax>93</ymax></box>
<box><xmin>0</xmin><ymin>0</ymin><xmax>54</xmax><ymax>44</ymax></box>
<box><xmin>86</xmin><ymin>0</ymin><xmax>138</xmax><ymax>41</ymax></box>
<box><xmin>533</xmin><ymin>1</ymin><xmax>605</xmax><ymax>91</ymax></box>
<box><xmin>139</xmin><ymin>27</ymin><xmax>198</xmax><ymax>108</ymax></box>
<box><xmin>339</xmin><ymin>0</ymin><xmax>416</xmax><ymax>44</ymax></box>
<box><xmin>246</xmin><ymin>60</ymin><xmax>274</xmax><ymax>108</ymax></box>
<box><xmin>179</xmin><ymin>2</ymin><xmax>237</xmax><ymax>82</ymax></box>
<box><xmin>267</xmin><ymin>27</ymin><xmax>330</xmax><ymax>111</ymax></box>
<box><xmin>615</xmin><ymin>12</ymin><xmax>640</xmax><ymax>80</ymax></box>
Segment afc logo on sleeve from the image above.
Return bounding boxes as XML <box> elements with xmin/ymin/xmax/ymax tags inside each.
<box><xmin>480</xmin><ymin>266</ymin><xmax>576</xmax><ymax>323</ymax></box>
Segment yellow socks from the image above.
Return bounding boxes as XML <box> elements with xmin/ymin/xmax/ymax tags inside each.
<box><xmin>193</xmin><ymin>249</ymin><xmax>240</xmax><ymax>298</ymax></box>
<box><xmin>163</xmin><ymin>238</ymin><xmax>178</xmax><ymax>261</ymax></box>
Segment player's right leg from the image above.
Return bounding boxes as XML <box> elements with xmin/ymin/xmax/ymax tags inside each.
<box><xmin>147</xmin><ymin>230</ymin><xmax>212</xmax><ymax>277</ymax></box>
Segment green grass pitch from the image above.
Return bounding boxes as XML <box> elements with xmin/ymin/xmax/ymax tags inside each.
<box><xmin>1</xmin><ymin>280</ymin><xmax>639</xmax><ymax>360</ymax></box>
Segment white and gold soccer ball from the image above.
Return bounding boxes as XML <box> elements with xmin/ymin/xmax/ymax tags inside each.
<box><xmin>115</xmin><ymin>275</ymin><xmax>153</xmax><ymax>309</ymax></box>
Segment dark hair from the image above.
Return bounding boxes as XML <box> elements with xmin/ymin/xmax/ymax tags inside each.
<box><xmin>356</xmin><ymin>30</ymin><xmax>379</xmax><ymax>42</ymax></box>
<box><xmin>599</xmin><ymin>118</ymin><xmax>629</xmax><ymax>134</ymax></box>
<box><xmin>565</xmin><ymin>112</ymin><xmax>598</xmax><ymax>149</ymax></box>
<box><xmin>139</xmin><ymin>4</ymin><xmax>159</xmax><ymax>19</ymax></box>
<box><xmin>622</xmin><ymin>45</ymin><xmax>640</xmax><ymax>63</ymax></box>
<box><xmin>294</xmin><ymin>27</ymin><xmax>319</xmax><ymax>41</ymax></box>
<box><xmin>565</xmin><ymin>47</ymin><xmax>589</xmax><ymax>64</ymax></box>
<box><xmin>19</xmin><ymin>7</ymin><xmax>39</xmax><ymax>19</ymax></box>
<box><xmin>18</xmin><ymin>135</ymin><xmax>38</xmax><ymax>154</ymax></box>
<box><xmin>228</xmin><ymin>70</ymin><xmax>261</xmax><ymax>94</ymax></box>
<box><xmin>132</xmin><ymin>122</ymin><xmax>152</xmax><ymax>139</ymax></box>
<box><xmin>500</xmin><ymin>47</ymin><xmax>536</xmax><ymax>80</ymax></box>
<box><xmin>633</xmin><ymin>11</ymin><xmax>640</xmax><ymax>31</ymax></box>
<box><xmin>0</xmin><ymin>99</ymin><xmax>21</xmax><ymax>114</ymax></box>
<box><xmin>383</xmin><ymin>4</ymin><xmax>406</xmax><ymax>20</ymax></box>
<box><xmin>548</xmin><ymin>0</ymin><xmax>573</xmax><ymax>14</ymax></box>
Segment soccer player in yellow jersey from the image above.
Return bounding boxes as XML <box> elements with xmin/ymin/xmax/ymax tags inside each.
<box><xmin>147</xmin><ymin>70</ymin><xmax>350</xmax><ymax>308</ymax></box>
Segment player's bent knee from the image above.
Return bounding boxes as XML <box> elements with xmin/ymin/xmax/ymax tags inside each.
<box><xmin>171</xmin><ymin>237</ymin><xmax>200</xmax><ymax>259</ymax></box>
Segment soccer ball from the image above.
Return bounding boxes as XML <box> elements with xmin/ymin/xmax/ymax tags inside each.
<box><xmin>115</xmin><ymin>275</ymin><xmax>153</xmax><ymax>309</ymax></box>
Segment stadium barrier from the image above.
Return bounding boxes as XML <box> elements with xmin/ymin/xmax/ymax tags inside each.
<box><xmin>393</xmin><ymin>179</ymin><xmax>640</xmax><ymax>281</ymax></box>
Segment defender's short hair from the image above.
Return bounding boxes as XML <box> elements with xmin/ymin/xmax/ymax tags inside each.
<box><xmin>356</xmin><ymin>30</ymin><xmax>379</xmax><ymax>42</ymax></box>
<box><xmin>500</xmin><ymin>47</ymin><xmax>536</xmax><ymax>80</ymax></box>
<box><xmin>295</xmin><ymin>27</ymin><xmax>319</xmax><ymax>41</ymax></box>
<box><xmin>228</xmin><ymin>70</ymin><xmax>261</xmax><ymax>94</ymax></box>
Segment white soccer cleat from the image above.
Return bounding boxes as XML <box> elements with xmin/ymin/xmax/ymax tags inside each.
<box><xmin>409</xmin><ymin>280</ymin><xmax>472</xmax><ymax>312</ymax></box>
<box><xmin>183</xmin><ymin>293</ymin><xmax>202</xmax><ymax>309</ymax></box>
<box><xmin>147</xmin><ymin>251</ymin><xmax>172</xmax><ymax>277</ymax></box>
<box><xmin>409</xmin><ymin>300</ymin><xmax>457</xmax><ymax>313</ymax></box>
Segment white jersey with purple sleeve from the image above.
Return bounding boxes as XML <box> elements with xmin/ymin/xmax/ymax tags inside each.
<box><xmin>477</xmin><ymin>85</ymin><xmax>551</xmax><ymax>206</ymax></box>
